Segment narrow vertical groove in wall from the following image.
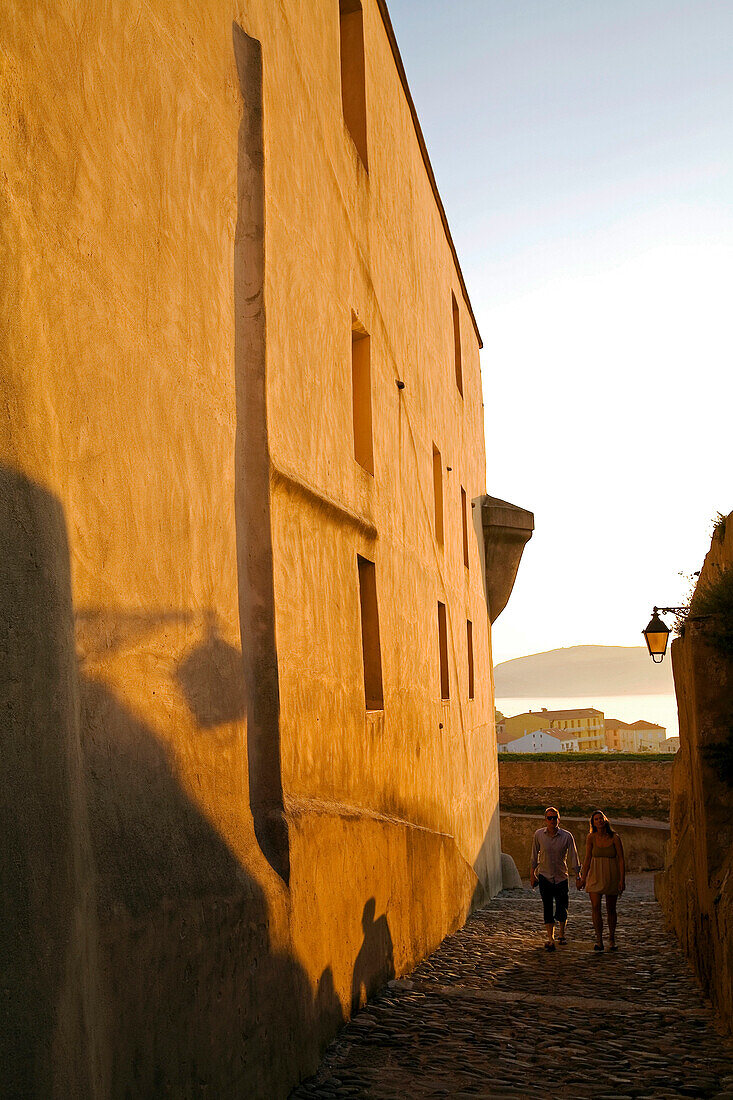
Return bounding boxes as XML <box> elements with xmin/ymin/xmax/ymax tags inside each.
<box><xmin>357</xmin><ymin>555</ymin><xmax>384</xmax><ymax>710</ymax></box>
<box><xmin>461</xmin><ymin>486</ymin><xmax>469</xmax><ymax>568</ymax></box>
<box><xmin>452</xmin><ymin>292</ymin><xmax>463</xmax><ymax>396</ymax></box>
<box><xmin>467</xmin><ymin>619</ymin><xmax>474</xmax><ymax>700</ymax></box>
<box><xmin>438</xmin><ymin>601</ymin><xmax>450</xmax><ymax>700</ymax></box>
<box><xmin>432</xmin><ymin>446</ymin><xmax>444</xmax><ymax>546</ymax></box>
<box><xmin>351</xmin><ymin>320</ymin><xmax>374</xmax><ymax>474</ymax></box>
<box><xmin>339</xmin><ymin>0</ymin><xmax>369</xmax><ymax>169</ymax></box>
<box><xmin>233</xmin><ymin>24</ymin><xmax>289</xmax><ymax>884</ymax></box>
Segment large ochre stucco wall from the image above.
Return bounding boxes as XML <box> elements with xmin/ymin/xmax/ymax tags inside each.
<box><xmin>263</xmin><ymin>0</ymin><xmax>497</xmax><ymax>876</ymax></box>
<box><xmin>0</xmin><ymin>1</ymin><xmax>500</xmax><ymax>1095</ymax></box>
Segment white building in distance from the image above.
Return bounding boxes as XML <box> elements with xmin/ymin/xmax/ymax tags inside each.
<box><xmin>498</xmin><ymin>728</ymin><xmax>579</xmax><ymax>754</ymax></box>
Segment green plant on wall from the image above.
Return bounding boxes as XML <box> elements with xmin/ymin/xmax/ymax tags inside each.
<box><xmin>674</xmin><ymin>515</ymin><xmax>729</xmax><ymax>636</ymax></box>
<box><xmin>690</xmin><ymin>565</ymin><xmax>733</xmax><ymax>658</ymax></box>
<box><xmin>712</xmin><ymin>512</ymin><xmax>727</xmax><ymax>541</ymax></box>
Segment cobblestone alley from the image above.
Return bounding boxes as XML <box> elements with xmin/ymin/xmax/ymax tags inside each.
<box><xmin>292</xmin><ymin>875</ymin><xmax>733</xmax><ymax>1099</ymax></box>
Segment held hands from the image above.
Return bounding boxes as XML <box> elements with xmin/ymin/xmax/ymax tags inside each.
<box><xmin>576</xmin><ymin>874</ymin><xmax>585</xmax><ymax>891</ymax></box>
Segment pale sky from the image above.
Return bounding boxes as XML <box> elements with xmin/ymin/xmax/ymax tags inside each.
<box><xmin>389</xmin><ymin>0</ymin><xmax>733</xmax><ymax>666</ymax></box>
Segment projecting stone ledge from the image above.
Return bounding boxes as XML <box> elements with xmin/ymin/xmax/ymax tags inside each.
<box><xmin>479</xmin><ymin>495</ymin><xmax>534</xmax><ymax>623</ymax></box>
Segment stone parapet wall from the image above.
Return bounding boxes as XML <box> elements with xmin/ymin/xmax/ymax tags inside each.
<box><xmin>498</xmin><ymin>758</ymin><xmax>673</xmax><ymax>820</ymax></box>
<box><xmin>501</xmin><ymin>812</ymin><xmax>669</xmax><ymax>877</ymax></box>
<box><xmin>656</xmin><ymin>513</ymin><xmax>733</xmax><ymax>1035</ymax></box>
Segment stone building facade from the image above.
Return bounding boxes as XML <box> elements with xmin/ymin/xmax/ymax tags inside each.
<box><xmin>605</xmin><ymin>718</ymin><xmax>666</xmax><ymax>752</ymax></box>
<box><xmin>498</xmin><ymin>728</ymin><xmax>579</xmax><ymax>753</ymax></box>
<box><xmin>1</xmin><ymin>1</ymin><xmax>531</xmax><ymax>1095</ymax></box>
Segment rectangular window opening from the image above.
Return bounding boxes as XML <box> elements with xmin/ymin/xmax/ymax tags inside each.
<box><xmin>452</xmin><ymin>292</ymin><xmax>463</xmax><ymax>395</ymax></box>
<box><xmin>466</xmin><ymin>620</ymin><xmax>474</xmax><ymax>700</ymax></box>
<box><xmin>461</xmin><ymin>486</ymin><xmax>469</xmax><ymax>568</ymax></box>
<box><xmin>432</xmin><ymin>446</ymin><xmax>444</xmax><ymax>546</ymax></box>
<box><xmin>351</xmin><ymin>319</ymin><xmax>374</xmax><ymax>474</ymax></box>
<box><xmin>438</xmin><ymin>601</ymin><xmax>450</xmax><ymax>700</ymax></box>
<box><xmin>339</xmin><ymin>0</ymin><xmax>369</xmax><ymax>169</ymax></box>
<box><xmin>357</xmin><ymin>555</ymin><xmax>383</xmax><ymax>710</ymax></box>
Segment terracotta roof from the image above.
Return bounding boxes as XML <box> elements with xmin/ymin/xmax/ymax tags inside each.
<box><xmin>605</xmin><ymin>718</ymin><xmax>632</xmax><ymax>729</ymax></box>
<box><xmin>628</xmin><ymin>720</ymin><xmax>665</xmax><ymax>730</ymax></box>
<box><xmin>498</xmin><ymin>727</ymin><xmax>569</xmax><ymax>745</ymax></box>
<box><xmin>507</xmin><ymin>708</ymin><xmax>603</xmax><ymax>721</ymax></box>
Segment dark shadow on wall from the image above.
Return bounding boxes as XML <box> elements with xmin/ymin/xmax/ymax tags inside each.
<box><xmin>0</xmin><ymin>467</ymin><xmax>104</xmax><ymax>1097</ymax></box>
<box><xmin>175</xmin><ymin>613</ymin><xmax>248</xmax><ymax>730</ymax></box>
<box><xmin>78</xmin><ymin>673</ymin><xmax>343</xmax><ymax>1096</ymax></box>
<box><xmin>232</xmin><ymin>21</ymin><xmax>289</xmax><ymax>884</ymax></box>
<box><xmin>80</xmin><ymin>675</ymin><xmax>247</xmax><ymax>919</ymax></box>
<box><xmin>471</xmin><ymin>802</ymin><xmax>502</xmax><ymax>910</ymax></box>
<box><xmin>0</xmin><ymin>465</ymin><xmax>345</xmax><ymax>1095</ymax></box>
<box><xmin>351</xmin><ymin>899</ymin><xmax>395</xmax><ymax>1014</ymax></box>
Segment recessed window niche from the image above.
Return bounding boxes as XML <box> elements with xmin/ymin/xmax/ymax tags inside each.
<box><xmin>351</xmin><ymin>317</ymin><xmax>374</xmax><ymax>474</ymax></box>
<box><xmin>339</xmin><ymin>0</ymin><xmax>369</xmax><ymax>169</ymax></box>
<box><xmin>357</xmin><ymin>555</ymin><xmax>383</xmax><ymax>710</ymax></box>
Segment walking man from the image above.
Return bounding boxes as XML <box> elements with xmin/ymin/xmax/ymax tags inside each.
<box><xmin>530</xmin><ymin>807</ymin><xmax>581</xmax><ymax>951</ymax></box>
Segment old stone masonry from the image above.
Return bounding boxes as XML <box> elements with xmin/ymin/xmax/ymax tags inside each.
<box><xmin>293</xmin><ymin>875</ymin><xmax>733</xmax><ymax>1099</ymax></box>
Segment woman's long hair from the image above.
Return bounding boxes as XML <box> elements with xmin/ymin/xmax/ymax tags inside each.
<box><xmin>589</xmin><ymin>809</ymin><xmax>614</xmax><ymax>837</ymax></box>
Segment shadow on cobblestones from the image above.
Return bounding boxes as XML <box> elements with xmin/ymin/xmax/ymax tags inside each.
<box><xmin>292</xmin><ymin>875</ymin><xmax>733</xmax><ymax>1099</ymax></box>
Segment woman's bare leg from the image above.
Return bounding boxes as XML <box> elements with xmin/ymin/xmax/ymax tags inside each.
<box><xmin>606</xmin><ymin>894</ymin><xmax>618</xmax><ymax>945</ymax></box>
<box><xmin>589</xmin><ymin>892</ymin><xmax>603</xmax><ymax>946</ymax></box>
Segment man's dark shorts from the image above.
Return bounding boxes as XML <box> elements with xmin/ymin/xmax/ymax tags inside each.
<box><xmin>538</xmin><ymin>874</ymin><xmax>569</xmax><ymax>924</ymax></box>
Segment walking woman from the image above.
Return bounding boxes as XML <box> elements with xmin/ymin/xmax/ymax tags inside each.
<box><xmin>579</xmin><ymin>810</ymin><xmax>625</xmax><ymax>951</ymax></box>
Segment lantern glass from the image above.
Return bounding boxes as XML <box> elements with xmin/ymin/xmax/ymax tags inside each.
<box><xmin>643</xmin><ymin>612</ymin><xmax>670</xmax><ymax>663</ymax></box>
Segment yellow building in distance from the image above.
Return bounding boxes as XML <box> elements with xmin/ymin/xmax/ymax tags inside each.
<box><xmin>605</xmin><ymin>719</ymin><xmax>667</xmax><ymax>752</ymax></box>
<box><xmin>503</xmin><ymin>708</ymin><xmax>606</xmax><ymax>751</ymax></box>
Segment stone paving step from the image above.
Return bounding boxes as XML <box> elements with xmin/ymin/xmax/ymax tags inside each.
<box><xmin>291</xmin><ymin>874</ymin><xmax>733</xmax><ymax>1099</ymax></box>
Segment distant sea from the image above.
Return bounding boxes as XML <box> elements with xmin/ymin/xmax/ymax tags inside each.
<box><xmin>494</xmin><ymin>693</ymin><xmax>679</xmax><ymax>742</ymax></box>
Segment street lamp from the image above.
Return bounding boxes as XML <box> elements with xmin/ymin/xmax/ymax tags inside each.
<box><xmin>642</xmin><ymin>606</ymin><xmax>686</xmax><ymax>663</ymax></box>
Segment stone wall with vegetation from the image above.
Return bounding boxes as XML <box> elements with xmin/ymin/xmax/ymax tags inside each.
<box><xmin>498</xmin><ymin>758</ymin><xmax>673</xmax><ymax>819</ymax></box>
<box><xmin>656</xmin><ymin>512</ymin><xmax>733</xmax><ymax>1035</ymax></box>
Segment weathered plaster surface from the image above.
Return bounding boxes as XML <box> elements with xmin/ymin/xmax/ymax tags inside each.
<box><xmin>1</xmin><ymin>1</ymin><xmax>504</xmax><ymax>1093</ymax></box>
<box><xmin>656</xmin><ymin>514</ymin><xmax>733</xmax><ymax>1034</ymax></box>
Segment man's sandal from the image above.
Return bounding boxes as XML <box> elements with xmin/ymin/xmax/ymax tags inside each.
<box><xmin>558</xmin><ymin>937</ymin><xmax>568</xmax><ymax>944</ymax></box>
<box><xmin>593</xmin><ymin>943</ymin><xmax>604</xmax><ymax>951</ymax></box>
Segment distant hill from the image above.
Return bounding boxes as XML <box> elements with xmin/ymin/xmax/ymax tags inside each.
<box><xmin>494</xmin><ymin>645</ymin><xmax>675</xmax><ymax>697</ymax></box>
